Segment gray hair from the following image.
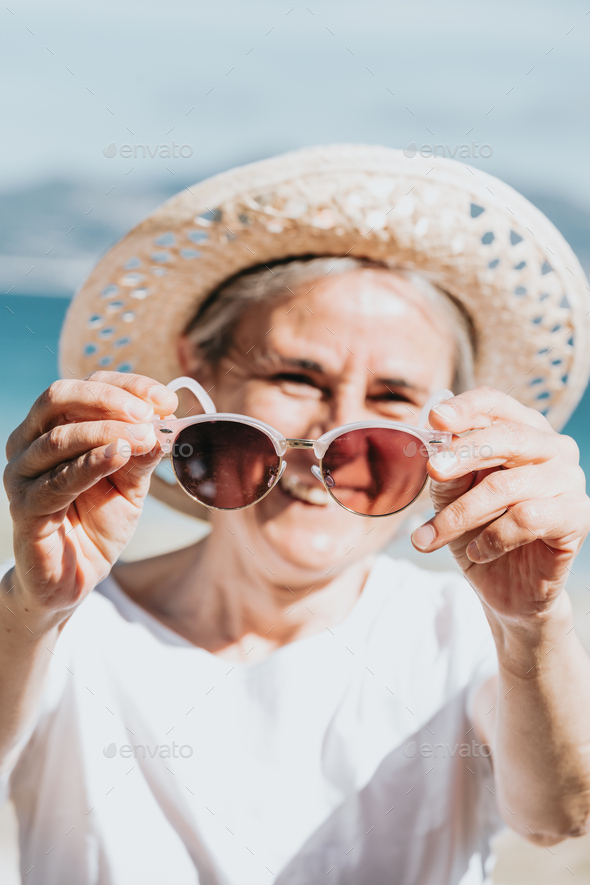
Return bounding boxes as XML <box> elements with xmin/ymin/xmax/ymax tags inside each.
<box><xmin>183</xmin><ymin>255</ymin><xmax>476</xmax><ymax>394</ymax></box>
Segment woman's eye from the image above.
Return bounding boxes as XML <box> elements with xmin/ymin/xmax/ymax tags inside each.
<box><xmin>371</xmin><ymin>390</ymin><xmax>412</xmax><ymax>404</ymax></box>
<box><xmin>271</xmin><ymin>373</ymin><xmax>323</xmax><ymax>396</ymax></box>
<box><xmin>273</xmin><ymin>373</ymin><xmax>315</xmax><ymax>386</ymax></box>
<box><xmin>370</xmin><ymin>390</ymin><xmax>421</xmax><ymax>416</ymax></box>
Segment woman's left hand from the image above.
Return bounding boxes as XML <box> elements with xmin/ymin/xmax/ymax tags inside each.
<box><xmin>411</xmin><ymin>386</ymin><xmax>590</xmax><ymax>621</ymax></box>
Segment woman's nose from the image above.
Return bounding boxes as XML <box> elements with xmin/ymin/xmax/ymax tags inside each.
<box><xmin>304</xmin><ymin>384</ymin><xmax>368</xmax><ymax>437</ymax></box>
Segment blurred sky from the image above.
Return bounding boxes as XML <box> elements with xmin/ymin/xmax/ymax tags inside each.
<box><xmin>1</xmin><ymin>0</ymin><xmax>590</xmax><ymax>199</ymax></box>
<box><xmin>2</xmin><ymin>0</ymin><xmax>590</xmax><ymax>580</ymax></box>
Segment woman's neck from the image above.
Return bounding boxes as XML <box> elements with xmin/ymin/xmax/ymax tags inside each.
<box><xmin>112</xmin><ymin>533</ymin><xmax>377</xmax><ymax>663</ymax></box>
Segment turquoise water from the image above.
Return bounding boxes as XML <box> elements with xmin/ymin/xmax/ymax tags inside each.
<box><xmin>1</xmin><ymin>295</ymin><xmax>70</xmax><ymax>449</ymax></box>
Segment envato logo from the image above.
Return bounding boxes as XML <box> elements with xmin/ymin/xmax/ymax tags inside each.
<box><xmin>404</xmin><ymin>142</ymin><xmax>493</xmax><ymax>159</ymax></box>
<box><xmin>114</xmin><ymin>441</ymin><xmax>196</xmax><ymax>459</ymax></box>
<box><xmin>404</xmin><ymin>740</ymin><xmax>492</xmax><ymax>758</ymax></box>
<box><xmin>402</xmin><ymin>441</ymin><xmax>493</xmax><ymax>460</ymax></box>
<box><xmin>103</xmin><ymin>142</ymin><xmax>193</xmax><ymax>159</ymax></box>
<box><xmin>103</xmin><ymin>742</ymin><xmax>193</xmax><ymax>759</ymax></box>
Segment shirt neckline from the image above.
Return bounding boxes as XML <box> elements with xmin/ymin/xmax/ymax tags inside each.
<box><xmin>95</xmin><ymin>552</ymin><xmax>403</xmax><ymax>671</ymax></box>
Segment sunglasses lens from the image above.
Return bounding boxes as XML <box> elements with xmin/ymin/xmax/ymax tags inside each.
<box><xmin>172</xmin><ymin>420</ymin><xmax>282</xmax><ymax>510</ymax></box>
<box><xmin>321</xmin><ymin>428</ymin><xmax>429</xmax><ymax>516</ymax></box>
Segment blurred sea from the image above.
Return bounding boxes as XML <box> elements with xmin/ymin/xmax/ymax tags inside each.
<box><xmin>1</xmin><ymin>295</ymin><xmax>68</xmax><ymax>437</ymax></box>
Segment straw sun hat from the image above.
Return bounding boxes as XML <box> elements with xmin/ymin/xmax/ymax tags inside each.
<box><xmin>59</xmin><ymin>143</ymin><xmax>590</xmax><ymax>516</ymax></box>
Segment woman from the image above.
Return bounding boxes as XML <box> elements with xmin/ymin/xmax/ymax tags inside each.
<box><xmin>2</xmin><ymin>144</ymin><xmax>590</xmax><ymax>885</ymax></box>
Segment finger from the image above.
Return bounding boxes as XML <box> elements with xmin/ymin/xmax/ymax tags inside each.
<box><xmin>9</xmin><ymin>420</ymin><xmax>159</xmax><ymax>480</ymax></box>
<box><xmin>427</xmin><ymin>422</ymin><xmax>578</xmax><ymax>480</ymax></box>
<box><xmin>7</xmin><ymin>374</ymin><xmax>177</xmax><ymax>458</ymax></box>
<box><xmin>466</xmin><ymin>495</ymin><xmax>590</xmax><ymax>564</ymax></box>
<box><xmin>428</xmin><ymin>466</ymin><xmax>496</xmax><ymax>514</ymax></box>
<box><xmin>10</xmin><ymin>439</ymin><xmax>134</xmax><ymax>524</ymax></box>
<box><xmin>413</xmin><ymin>462</ymin><xmax>582</xmax><ymax>551</ymax></box>
<box><xmin>427</xmin><ymin>385</ymin><xmax>551</xmax><ymax>435</ymax></box>
<box><xmin>83</xmin><ymin>371</ymin><xmax>178</xmax><ymax>415</ymax></box>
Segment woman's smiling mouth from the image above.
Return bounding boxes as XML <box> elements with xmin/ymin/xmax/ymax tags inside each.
<box><xmin>279</xmin><ymin>472</ymin><xmax>332</xmax><ymax>506</ymax></box>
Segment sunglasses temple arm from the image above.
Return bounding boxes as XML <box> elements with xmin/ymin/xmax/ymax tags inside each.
<box><xmin>166</xmin><ymin>376</ymin><xmax>217</xmax><ymax>415</ymax></box>
<box><xmin>417</xmin><ymin>388</ymin><xmax>454</xmax><ymax>429</ymax></box>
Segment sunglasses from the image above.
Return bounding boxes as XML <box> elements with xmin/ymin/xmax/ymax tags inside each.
<box><xmin>152</xmin><ymin>377</ymin><xmax>454</xmax><ymax>518</ymax></box>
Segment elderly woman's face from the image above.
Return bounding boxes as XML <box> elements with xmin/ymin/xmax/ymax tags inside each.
<box><xmin>180</xmin><ymin>268</ymin><xmax>456</xmax><ymax>576</ymax></box>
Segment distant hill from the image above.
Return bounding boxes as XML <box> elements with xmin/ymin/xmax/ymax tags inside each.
<box><xmin>0</xmin><ymin>178</ymin><xmax>179</xmax><ymax>297</ymax></box>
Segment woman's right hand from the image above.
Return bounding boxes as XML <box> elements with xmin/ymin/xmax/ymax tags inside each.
<box><xmin>3</xmin><ymin>371</ymin><xmax>178</xmax><ymax>622</ymax></box>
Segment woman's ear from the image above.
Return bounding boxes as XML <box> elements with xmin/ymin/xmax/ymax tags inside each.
<box><xmin>177</xmin><ymin>334</ymin><xmax>213</xmax><ymax>386</ymax></box>
<box><xmin>175</xmin><ymin>335</ymin><xmax>216</xmax><ymax>418</ymax></box>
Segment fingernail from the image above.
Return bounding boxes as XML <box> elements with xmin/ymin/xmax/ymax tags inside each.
<box><xmin>127</xmin><ymin>423</ymin><xmax>156</xmax><ymax>442</ymax></box>
<box><xmin>127</xmin><ymin>399</ymin><xmax>154</xmax><ymax>421</ymax></box>
<box><xmin>104</xmin><ymin>439</ymin><xmax>123</xmax><ymax>458</ymax></box>
<box><xmin>430</xmin><ymin>451</ymin><xmax>459</xmax><ymax>474</ymax></box>
<box><xmin>431</xmin><ymin>403</ymin><xmax>456</xmax><ymax>421</ymax></box>
<box><xmin>411</xmin><ymin>523</ymin><xmax>436</xmax><ymax>550</ymax></box>
<box><xmin>466</xmin><ymin>539</ymin><xmax>481</xmax><ymax>562</ymax></box>
<box><xmin>148</xmin><ymin>385</ymin><xmax>174</xmax><ymax>407</ymax></box>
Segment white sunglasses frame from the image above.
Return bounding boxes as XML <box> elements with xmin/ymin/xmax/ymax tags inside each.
<box><xmin>152</xmin><ymin>376</ymin><xmax>455</xmax><ymax>517</ymax></box>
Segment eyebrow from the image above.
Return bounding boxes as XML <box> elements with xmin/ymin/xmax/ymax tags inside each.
<box><xmin>280</xmin><ymin>356</ymin><xmax>326</xmax><ymax>374</ymax></box>
<box><xmin>379</xmin><ymin>378</ymin><xmax>427</xmax><ymax>393</ymax></box>
<box><xmin>246</xmin><ymin>350</ymin><xmax>324</xmax><ymax>374</ymax></box>
<box><xmin>247</xmin><ymin>350</ymin><xmax>427</xmax><ymax>393</ymax></box>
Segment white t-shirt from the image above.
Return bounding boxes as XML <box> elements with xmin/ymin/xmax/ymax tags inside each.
<box><xmin>1</xmin><ymin>553</ymin><xmax>504</xmax><ymax>885</ymax></box>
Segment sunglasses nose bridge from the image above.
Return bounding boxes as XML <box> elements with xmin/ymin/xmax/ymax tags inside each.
<box><xmin>285</xmin><ymin>437</ymin><xmax>326</xmax><ymax>463</ymax></box>
<box><xmin>285</xmin><ymin>438</ymin><xmax>316</xmax><ymax>449</ymax></box>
